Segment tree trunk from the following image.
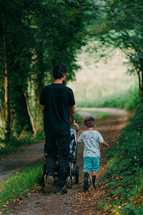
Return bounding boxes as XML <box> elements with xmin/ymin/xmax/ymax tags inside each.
<box><xmin>139</xmin><ymin>71</ymin><xmax>143</xmax><ymax>102</ymax></box>
<box><xmin>137</xmin><ymin>69</ymin><xmax>143</xmax><ymax>102</ymax></box>
<box><xmin>3</xmin><ymin>34</ymin><xmax>11</xmax><ymax>140</ymax></box>
<box><xmin>24</xmin><ymin>92</ymin><xmax>37</xmax><ymax>135</ymax></box>
<box><xmin>34</xmin><ymin>42</ymin><xmax>45</xmax><ymax>132</ymax></box>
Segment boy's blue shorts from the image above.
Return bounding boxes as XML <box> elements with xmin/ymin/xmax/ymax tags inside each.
<box><xmin>83</xmin><ymin>157</ymin><xmax>99</xmax><ymax>172</ymax></box>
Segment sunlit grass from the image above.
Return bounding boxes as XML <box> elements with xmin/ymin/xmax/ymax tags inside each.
<box><xmin>0</xmin><ymin>162</ymin><xmax>43</xmax><ymax>210</ymax></box>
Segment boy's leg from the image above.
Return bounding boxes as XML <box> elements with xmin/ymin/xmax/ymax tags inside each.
<box><xmin>91</xmin><ymin>157</ymin><xmax>100</xmax><ymax>189</ymax></box>
<box><xmin>83</xmin><ymin>157</ymin><xmax>92</xmax><ymax>191</ymax></box>
<box><xmin>83</xmin><ymin>171</ymin><xmax>90</xmax><ymax>191</ymax></box>
<box><xmin>91</xmin><ymin>171</ymin><xmax>96</xmax><ymax>189</ymax></box>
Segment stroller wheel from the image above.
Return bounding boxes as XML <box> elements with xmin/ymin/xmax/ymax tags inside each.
<box><xmin>75</xmin><ymin>166</ymin><xmax>79</xmax><ymax>184</ymax></box>
<box><xmin>67</xmin><ymin>176</ymin><xmax>73</xmax><ymax>189</ymax></box>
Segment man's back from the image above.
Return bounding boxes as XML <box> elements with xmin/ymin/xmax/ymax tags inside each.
<box><xmin>40</xmin><ymin>83</ymin><xmax>75</xmax><ymax>133</ymax></box>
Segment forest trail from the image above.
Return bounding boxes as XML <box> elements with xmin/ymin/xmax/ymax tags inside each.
<box><xmin>1</xmin><ymin>108</ymin><xmax>130</xmax><ymax>215</ymax></box>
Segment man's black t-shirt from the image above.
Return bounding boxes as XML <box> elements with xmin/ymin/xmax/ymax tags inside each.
<box><xmin>40</xmin><ymin>83</ymin><xmax>75</xmax><ymax>133</ymax></box>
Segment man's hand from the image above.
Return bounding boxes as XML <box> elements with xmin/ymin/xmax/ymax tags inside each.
<box><xmin>69</xmin><ymin>105</ymin><xmax>75</xmax><ymax>123</ymax></box>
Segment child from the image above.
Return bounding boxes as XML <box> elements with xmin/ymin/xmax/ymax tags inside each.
<box><xmin>77</xmin><ymin>116</ymin><xmax>109</xmax><ymax>191</ymax></box>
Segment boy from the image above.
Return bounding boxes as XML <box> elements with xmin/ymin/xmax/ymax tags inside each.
<box><xmin>77</xmin><ymin>116</ymin><xmax>109</xmax><ymax>191</ymax></box>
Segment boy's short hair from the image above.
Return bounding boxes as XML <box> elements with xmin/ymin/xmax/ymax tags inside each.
<box><xmin>84</xmin><ymin>116</ymin><xmax>96</xmax><ymax>127</ymax></box>
<box><xmin>53</xmin><ymin>65</ymin><xmax>67</xmax><ymax>79</ymax></box>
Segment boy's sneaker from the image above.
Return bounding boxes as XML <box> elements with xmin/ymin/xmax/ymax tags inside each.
<box><xmin>92</xmin><ymin>175</ymin><xmax>96</xmax><ymax>190</ymax></box>
<box><xmin>44</xmin><ymin>176</ymin><xmax>54</xmax><ymax>194</ymax></box>
<box><xmin>56</xmin><ymin>186</ymin><xmax>67</xmax><ymax>195</ymax></box>
<box><xmin>83</xmin><ymin>172</ymin><xmax>89</xmax><ymax>191</ymax></box>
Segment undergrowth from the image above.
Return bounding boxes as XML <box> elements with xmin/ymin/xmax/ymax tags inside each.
<box><xmin>100</xmin><ymin>103</ymin><xmax>143</xmax><ymax>214</ymax></box>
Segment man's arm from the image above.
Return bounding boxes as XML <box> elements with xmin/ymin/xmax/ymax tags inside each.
<box><xmin>76</xmin><ymin>130</ymin><xmax>82</xmax><ymax>143</ymax></box>
<box><xmin>69</xmin><ymin>105</ymin><xmax>75</xmax><ymax>123</ymax></box>
<box><xmin>101</xmin><ymin>141</ymin><xmax>109</xmax><ymax>148</ymax></box>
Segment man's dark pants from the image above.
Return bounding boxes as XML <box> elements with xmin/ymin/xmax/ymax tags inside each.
<box><xmin>45</xmin><ymin>132</ymin><xmax>70</xmax><ymax>188</ymax></box>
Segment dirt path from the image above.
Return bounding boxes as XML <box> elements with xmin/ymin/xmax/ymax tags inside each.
<box><xmin>1</xmin><ymin>108</ymin><xmax>130</xmax><ymax>215</ymax></box>
<box><xmin>0</xmin><ymin>141</ymin><xmax>44</xmax><ymax>182</ymax></box>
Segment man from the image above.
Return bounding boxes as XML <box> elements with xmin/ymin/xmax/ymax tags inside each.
<box><xmin>40</xmin><ymin>65</ymin><xmax>75</xmax><ymax>194</ymax></box>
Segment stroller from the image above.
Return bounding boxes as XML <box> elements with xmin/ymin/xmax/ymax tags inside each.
<box><xmin>42</xmin><ymin>123</ymin><xmax>80</xmax><ymax>189</ymax></box>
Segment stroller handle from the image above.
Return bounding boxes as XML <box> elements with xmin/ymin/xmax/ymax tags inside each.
<box><xmin>73</xmin><ymin>122</ymin><xmax>80</xmax><ymax>132</ymax></box>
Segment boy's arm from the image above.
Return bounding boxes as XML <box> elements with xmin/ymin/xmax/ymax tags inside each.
<box><xmin>101</xmin><ymin>141</ymin><xmax>109</xmax><ymax>148</ymax></box>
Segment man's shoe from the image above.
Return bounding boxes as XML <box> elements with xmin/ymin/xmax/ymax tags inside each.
<box><xmin>44</xmin><ymin>176</ymin><xmax>54</xmax><ymax>194</ymax></box>
<box><xmin>56</xmin><ymin>186</ymin><xmax>67</xmax><ymax>195</ymax></box>
<box><xmin>83</xmin><ymin>172</ymin><xmax>89</xmax><ymax>191</ymax></box>
<box><xmin>92</xmin><ymin>184</ymin><xmax>96</xmax><ymax>189</ymax></box>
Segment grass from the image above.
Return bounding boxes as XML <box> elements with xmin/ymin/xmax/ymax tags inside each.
<box><xmin>75</xmin><ymin>112</ymin><xmax>83</xmax><ymax>121</ymax></box>
<box><xmin>77</xmin><ymin>109</ymin><xmax>109</xmax><ymax>118</ymax></box>
<box><xmin>99</xmin><ymin>103</ymin><xmax>143</xmax><ymax>214</ymax></box>
<box><xmin>0</xmin><ymin>161</ymin><xmax>43</xmax><ymax>211</ymax></box>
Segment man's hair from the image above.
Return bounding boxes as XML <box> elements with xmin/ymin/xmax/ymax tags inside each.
<box><xmin>53</xmin><ymin>65</ymin><xmax>67</xmax><ymax>79</ymax></box>
<box><xmin>84</xmin><ymin>116</ymin><xmax>96</xmax><ymax>128</ymax></box>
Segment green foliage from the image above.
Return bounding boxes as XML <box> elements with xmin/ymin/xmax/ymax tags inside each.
<box><xmin>0</xmin><ymin>162</ymin><xmax>43</xmax><ymax>210</ymax></box>
<box><xmin>101</xmin><ymin>103</ymin><xmax>143</xmax><ymax>213</ymax></box>
<box><xmin>90</xmin><ymin>0</ymin><xmax>143</xmax><ymax>99</ymax></box>
<box><xmin>121</xmin><ymin>203</ymin><xmax>143</xmax><ymax>215</ymax></box>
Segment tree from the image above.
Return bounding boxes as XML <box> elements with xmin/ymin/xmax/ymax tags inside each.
<box><xmin>0</xmin><ymin>0</ymin><xmax>36</xmax><ymax>138</ymax></box>
<box><xmin>0</xmin><ymin>0</ymin><xmax>94</xmax><ymax>139</ymax></box>
<box><xmin>88</xmin><ymin>0</ymin><xmax>143</xmax><ymax>101</ymax></box>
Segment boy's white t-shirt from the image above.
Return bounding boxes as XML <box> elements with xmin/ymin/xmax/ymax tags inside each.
<box><xmin>78</xmin><ymin>130</ymin><xmax>104</xmax><ymax>158</ymax></box>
